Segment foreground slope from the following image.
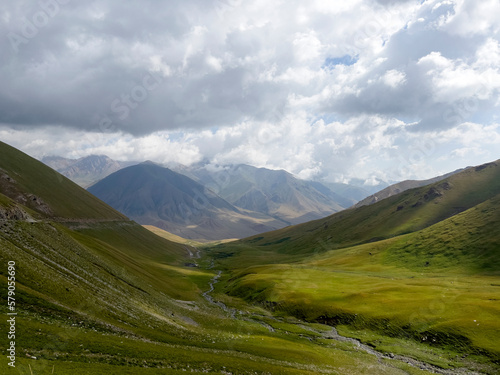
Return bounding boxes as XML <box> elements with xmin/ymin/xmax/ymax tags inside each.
<box><xmin>2</xmin><ymin>141</ymin><xmax>429</xmax><ymax>374</ymax></box>
<box><xmin>1</xmin><ymin>143</ymin><xmax>126</xmax><ymax>221</ymax></box>
<box><xmin>207</xmin><ymin>160</ymin><xmax>500</xmax><ymax>373</ymax></box>
<box><xmin>88</xmin><ymin>163</ymin><xmax>288</xmax><ymax>241</ymax></box>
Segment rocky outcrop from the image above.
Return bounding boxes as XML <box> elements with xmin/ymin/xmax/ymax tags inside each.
<box><xmin>0</xmin><ymin>205</ymin><xmax>34</xmax><ymax>221</ymax></box>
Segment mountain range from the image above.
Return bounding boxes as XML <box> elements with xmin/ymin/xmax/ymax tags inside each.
<box><xmin>216</xmin><ymin>160</ymin><xmax>500</xmax><ymax>255</ymax></box>
<box><xmin>41</xmin><ymin>154</ymin><xmax>483</xmax><ymax>241</ymax></box>
<box><xmin>41</xmin><ymin>155</ymin><xmax>371</xmax><ymax>205</ymax></box>
<box><xmin>353</xmin><ymin>168</ymin><xmax>464</xmax><ymax>208</ymax></box>
<box><xmin>88</xmin><ymin>162</ymin><xmax>288</xmax><ymax>241</ymax></box>
<box><xmin>175</xmin><ymin>163</ymin><xmax>352</xmax><ymax>224</ymax></box>
<box><xmin>43</xmin><ymin>155</ymin><xmax>371</xmax><ymax>239</ymax></box>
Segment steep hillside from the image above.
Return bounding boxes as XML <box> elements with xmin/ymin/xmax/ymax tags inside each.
<box><xmin>88</xmin><ymin>163</ymin><xmax>288</xmax><ymax>241</ymax></box>
<box><xmin>354</xmin><ymin>169</ymin><xmax>463</xmax><ymax>208</ymax></box>
<box><xmin>217</xmin><ymin>195</ymin><xmax>500</xmax><ymax>370</ymax></box>
<box><xmin>42</xmin><ymin>155</ymin><xmax>137</xmax><ymax>188</ymax></box>
<box><xmin>0</xmin><ymin>142</ymin><xmax>127</xmax><ymax>220</ymax></box>
<box><xmin>217</xmin><ymin>160</ymin><xmax>500</xmax><ymax>257</ymax></box>
<box><xmin>184</xmin><ymin>164</ymin><xmax>347</xmax><ymax>225</ymax></box>
<box><xmin>0</xmin><ymin>142</ymin><xmax>222</xmax><ymax>370</ymax></box>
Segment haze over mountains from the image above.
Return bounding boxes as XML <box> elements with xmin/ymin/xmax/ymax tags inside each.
<box><xmin>43</xmin><ymin>155</ymin><xmax>377</xmax><ymax>240</ymax></box>
<box><xmin>41</xmin><ymin>153</ymin><xmax>499</xmax><ymax>242</ymax></box>
<box><xmin>42</xmin><ymin>155</ymin><xmax>372</xmax><ymax>203</ymax></box>
<box><xmin>42</xmin><ymin>153</ymin><xmax>484</xmax><ymax>241</ymax></box>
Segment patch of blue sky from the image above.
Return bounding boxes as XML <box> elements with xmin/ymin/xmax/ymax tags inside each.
<box><xmin>322</xmin><ymin>55</ymin><xmax>358</xmax><ymax>69</ymax></box>
<box><xmin>158</xmin><ymin>130</ymin><xmax>186</xmax><ymax>142</ymax></box>
<box><xmin>312</xmin><ymin>114</ymin><xmax>342</xmax><ymax>125</ymax></box>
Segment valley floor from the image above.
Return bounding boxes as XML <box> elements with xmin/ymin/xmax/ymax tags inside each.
<box><xmin>3</xmin><ymin>239</ymin><xmax>498</xmax><ymax>375</ymax></box>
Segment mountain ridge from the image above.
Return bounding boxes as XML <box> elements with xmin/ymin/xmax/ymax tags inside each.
<box><xmin>210</xmin><ymin>159</ymin><xmax>500</xmax><ymax>260</ymax></box>
<box><xmin>42</xmin><ymin>154</ymin><xmax>138</xmax><ymax>188</ymax></box>
<box><xmin>1</xmin><ymin>142</ymin><xmax>127</xmax><ymax>221</ymax></box>
<box><xmin>354</xmin><ymin>168</ymin><xmax>465</xmax><ymax>208</ymax></box>
<box><xmin>177</xmin><ymin>163</ymin><xmax>350</xmax><ymax>225</ymax></box>
<box><xmin>88</xmin><ymin>163</ymin><xmax>289</xmax><ymax>241</ymax></box>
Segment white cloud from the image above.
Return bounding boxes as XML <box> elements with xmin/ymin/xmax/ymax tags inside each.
<box><xmin>437</xmin><ymin>122</ymin><xmax>500</xmax><ymax>146</ymax></box>
<box><xmin>293</xmin><ymin>31</ymin><xmax>323</xmax><ymax>63</ymax></box>
<box><xmin>2</xmin><ymin>115</ymin><xmax>499</xmax><ymax>185</ymax></box>
<box><xmin>442</xmin><ymin>0</ymin><xmax>500</xmax><ymax>36</ymax></box>
<box><xmin>382</xmin><ymin>69</ymin><xmax>406</xmax><ymax>88</ymax></box>
<box><xmin>416</xmin><ymin>39</ymin><xmax>500</xmax><ymax>104</ymax></box>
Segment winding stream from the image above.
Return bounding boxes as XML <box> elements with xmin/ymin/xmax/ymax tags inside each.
<box><xmin>202</xmin><ymin>268</ymin><xmax>482</xmax><ymax>375</ymax></box>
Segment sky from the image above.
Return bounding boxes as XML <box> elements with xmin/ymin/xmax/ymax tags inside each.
<box><xmin>1</xmin><ymin>0</ymin><xmax>499</xmax><ymax>185</ymax></box>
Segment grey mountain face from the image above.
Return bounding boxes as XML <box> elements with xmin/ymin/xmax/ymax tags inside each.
<box><xmin>88</xmin><ymin>163</ymin><xmax>288</xmax><ymax>241</ymax></box>
<box><xmin>176</xmin><ymin>163</ymin><xmax>355</xmax><ymax>225</ymax></box>
<box><xmin>42</xmin><ymin>155</ymin><xmax>138</xmax><ymax>188</ymax></box>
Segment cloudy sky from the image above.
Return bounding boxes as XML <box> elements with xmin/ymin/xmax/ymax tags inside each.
<box><xmin>1</xmin><ymin>0</ymin><xmax>499</xmax><ymax>185</ymax></box>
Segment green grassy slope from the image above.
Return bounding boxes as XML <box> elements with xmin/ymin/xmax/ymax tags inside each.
<box><xmin>211</xmin><ymin>160</ymin><xmax>500</xmax><ymax>263</ymax></box>
<box><xmin>207</xmin><ymin>161</ymin><xmax>500</xmax><ymax>373</ymax></box>
<box><xmin>0</xmin><ymin>141</ymin><xmax>127</xmax><ymax>220</ymax></box>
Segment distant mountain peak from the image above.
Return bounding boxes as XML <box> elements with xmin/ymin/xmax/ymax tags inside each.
<box><xmin>41</xmin><ymin>154</ymin><xmax>138</xmax><ymax>188</ymax></box>
<box><xmin>141</xmin><ymin>160</ymin><xmax>160</xmax><ymax>166</ymax></box>
<box><xmin>171</xmin><ymin>162</ymin><xmax>350</xmax><ymax>225</ymax></box>
<box><xmin>87</xmin><ymin>163</ymin><xmax>287</xmax><ymax>241</ymax></box>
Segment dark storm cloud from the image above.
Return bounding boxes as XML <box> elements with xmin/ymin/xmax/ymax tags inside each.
<box><xmin>1</xmin><ymin>0</ymin><xmax>289</xmax><ymax>135</ymax></box>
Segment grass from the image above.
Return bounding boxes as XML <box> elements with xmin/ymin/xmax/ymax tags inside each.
<box><xmin>143</xmin><ymin>225</ymin><xmax>238</xmax><ymax>246</ymax></box>
<box><xmin>0</xmin><ymin>209</ymin><xmax>436</xmax><ymax>374</ymax></box>
<box><xmin>207</xmin><ymin>164</ymin><xmax>500</xmax><ymax>374</ymax></box>
<box><xmin>142</xmin><ymin>225</ymin><xmax>204</xmax><ymax>246</ymax></box>
<box><xmin>0</xmin><ymin>141</ymin><xmax>126</xmax><ymax>220</ymax></box>
<box><xmin>215</xmin><ymin>160</ymin><xmax>500</xmax><ymax>261</ymax></box>
<box><xmin>222</xmin><ymin>263</ymin><xmax>500</xmax><ymax>358</ymax></box>
<box><xmin>0</xmin><ymin>213</ymin><xmax>444</xmax><ymax>374</ymax></box>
